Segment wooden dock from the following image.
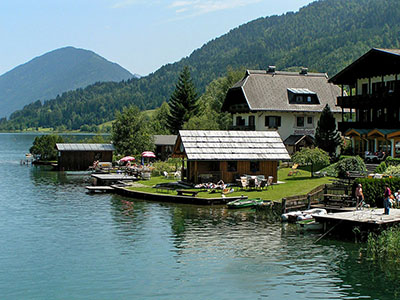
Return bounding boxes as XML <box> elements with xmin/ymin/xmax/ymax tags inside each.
<box><xmin>86</xmin><ymin>186</ymin><xmax>115</xmax><ymax>193</ymax></box>
<box><xmin>314</xmin><ymin>208</ymin><xmax>400</xmax><ymax>235</ymax></box>
<box><xmin>91</xmin><ymin>174</ymin><xmax>137</xmax><ymax>186</ymax></box>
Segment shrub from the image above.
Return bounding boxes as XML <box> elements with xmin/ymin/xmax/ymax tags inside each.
<box><xmin>384</xmin><ymin>165</ymin><xmax>400</xmax><ymax>177</ymax></box>
<box><xmin>355</xmin><ymin>177</ymin><xmax>400</xmax><ymax>207</ymax></box>
<box><xmin>375</xmin><ymin>161</ymin><xmax>387</xmax><ymax>173</ymax></box>
<box><xmin>385</xmin><ymin>156</ymin><xmax>400</xmax><ymax>167</ymax></box>
<box><xmin>335</xmin><ymin>156</ymin><xmax>366</xmax><ymax>178</ymax></box>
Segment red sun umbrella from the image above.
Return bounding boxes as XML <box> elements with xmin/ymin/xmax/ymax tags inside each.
<box><xmin>141</xmin><ymin>151</ymin><xmax>156</xmax><ymax>158</ymax></box>
<box><xmin>119</xmin><ymin>156</ymin><xmax>136</xmax><ymax>162</ymax></box>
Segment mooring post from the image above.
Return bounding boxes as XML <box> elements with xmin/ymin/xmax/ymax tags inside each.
<box><xmin>282</xmin><ymin>198</ymin><xmax>287</xmax><ymax>214</ymax></box>
<box><xmin>307</xmin><ymin>194</ymin><xmax>311</xmax><ymax>209</ymax></box>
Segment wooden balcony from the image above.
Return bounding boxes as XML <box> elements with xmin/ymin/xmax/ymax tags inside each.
<box><xmin>229</xmin><ymin>125</ymin><xmax>256</xmax><ymax>131</ymax></box>
<box><xmin>337</xmin><ymin>91</ymin><xmax>400</xmax><ymax>108</ymax></box>
<box><xmin>338</xmin><ymin>121</ymin><xmax>400</xmax><ymax>133</ymax></box>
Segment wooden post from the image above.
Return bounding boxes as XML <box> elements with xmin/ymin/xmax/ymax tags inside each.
<box><xmin>307</xmin><ymin>194</ymin><xmax>311</xmax><ymax>209</ymax></box>
<box><xmin>282</xmin><ymin>198</ymin><xmax>287</xmax><ymax>214</ymax></box>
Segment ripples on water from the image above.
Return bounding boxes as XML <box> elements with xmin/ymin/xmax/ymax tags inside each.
<box><xmin>0</xmin><ymin>133</ymin><xmax>399</xmax><ymax>299</ymax></box>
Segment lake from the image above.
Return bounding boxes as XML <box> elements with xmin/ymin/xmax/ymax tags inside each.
<box><xmin>0</xmin><ymin>133</ymin><xmax>398</xmax><ymax>299</ymax></box>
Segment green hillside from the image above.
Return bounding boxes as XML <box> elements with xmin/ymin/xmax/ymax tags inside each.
<box><xmin>0</xmin><ymin>46</ymin><xmax>134</xmax><ymax>118</ymax></box>
<box><xmin>2</xmin><ymin>0</ymin><xmax>400</xmax><ymax>131</ymax></box>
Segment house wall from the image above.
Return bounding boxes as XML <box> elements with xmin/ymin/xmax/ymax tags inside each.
<box><xmin>188</xmin><ymin>160</ymin><xmax>278</xmax><ymax>184</ymax></box>
<box><xmin>232</xmin><ymin>111</ymin><xmax>342</xmax><ymax>141</ymax></box>
<box><xmin>58</xmin><ymin>151</ymin><xmax>113</xmax><ymax>171</ymax></box>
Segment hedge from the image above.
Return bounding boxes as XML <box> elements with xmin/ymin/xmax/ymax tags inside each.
<box><xmin>355</xmin><ymin>177</ymin><xmax>400</xmax><ymax>207</ymax></box>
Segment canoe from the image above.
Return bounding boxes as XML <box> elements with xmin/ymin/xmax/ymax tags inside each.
<box><xmin>227</xmin><ymin>198</ymin><xmax>263</xmax><ymax>209</ymax></box>
<box><xmin>296</xmin><ymin>219</ymin><xmax>323</xmax><ymax>231</ymax></box>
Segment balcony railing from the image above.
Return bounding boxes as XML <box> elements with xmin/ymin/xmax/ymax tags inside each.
<box><xmin>229</xmin><ymin>125</ymin><xmax>256</xmax><ymax>131</ymax></box>
<box><xmin>337</xmin><ymin>91</ymin><xmax>400</xmax><ymax>108</ymax></box>
<box><xmin>338</xmin><ymin>121</ymin><xmax>400</xmax><ymax>132</ymax></box>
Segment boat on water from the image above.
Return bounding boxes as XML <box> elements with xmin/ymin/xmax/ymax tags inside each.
<box><xmin>281</xmin><ymin>208</ymin><xmax>327</xmax><ymax>223</ymax></box>
<box><xmin>227</xmin><ymin>198</ymin><xmax>263</xmax><ymax>209</ymax></box>
<box><xmin>296</xmin><ymin>219</ymin><xmax>324</xmax><ymax>231</ymax></box>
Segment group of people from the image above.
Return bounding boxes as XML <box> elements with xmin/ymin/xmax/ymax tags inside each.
<box><xmin>355</xmin><ymin>183</ymin><xmax>399</xmax><ymax>215</ymax></box>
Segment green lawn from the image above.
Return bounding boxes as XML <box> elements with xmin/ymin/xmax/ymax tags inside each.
<box><xmin>127</xmin><ymin>168</ymin><xmax>334</xmax><ymax>201</ymax></box>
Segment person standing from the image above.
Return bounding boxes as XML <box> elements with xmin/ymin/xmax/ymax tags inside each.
<box><xmin>384</xmin><ymin>185</ymin><xmax>391</xmax><ymax>215</ymax></box>
<box><xmin>355</xmin><ymin>184</ymin><xmax>364</xmax><ymax>210</ymax></box>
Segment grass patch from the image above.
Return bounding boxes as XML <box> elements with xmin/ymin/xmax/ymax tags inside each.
<box><xmin>127</xmin><ymin>168</ymin><xmax>333</xmax><ymax>201</ymax></box>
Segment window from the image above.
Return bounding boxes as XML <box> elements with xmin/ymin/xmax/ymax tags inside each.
<box><xmin>362</xmin><ymin>83</ymin><xmax>368</xmax><ymax>95</ymax></box>
<box><xmin>250</xmin><ymin>161</ymin><xmax>260</xmax><ymax>172</ymax></box>
<box><xmin>296</xmin><ymin>116</ymin><xmax>304</xmax><ymax>127</ymax></box>
<box><xmin>249</xmin><ymin>115</ymin><xmax>255</xmax><ymax>127</ymax></box>
<box><xmin>265</xmin><ymin>116</ymin><xmax>281</xmax><ymax>128</ymax></box>
<box><xmin>307</xmin><ymin>116</ymin><xmax>313</xmax><ymax>124</ymax></box>
<box><xmin>227</xmin><ymin>161</ymin><xmax>237</xmax><ymax>172</ymax></box>
<box><xmin>287</xmin><ymin>88</ymin><xmax>320</xmax><ymax>104</ymax></box>
<box><xmin>236</xmin><ymin>116</ymin><xmax>245</xmax><ymax>126</ymax></box>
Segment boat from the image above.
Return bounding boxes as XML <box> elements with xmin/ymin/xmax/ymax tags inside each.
<box><xmin>227</xmin><ymin>198</ymin><xmax>263</xmax><ymax>209</ymax></box>
<box><xmin>296</xmin><ymin>219</ymin><xmax>323</xmax><ymax>231</ymax></box>
<box><xmin>282</xmin><ymin>208</ymin><xmax>327</xmax><ymax>222</ymax></box>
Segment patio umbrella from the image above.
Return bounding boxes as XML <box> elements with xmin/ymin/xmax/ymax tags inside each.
<box><xmin>142</xmin><ymin>151</ymin><xmax>156</xmax><ymax>165</ymax></box>
<box><xmin>119</xmin><ymin>156</ymin><xmax>136</xmax><ymax>162</ymax></box>
<box><xmin>141</xmin><ymin>151</ymin><xmax>156</xmax><ymax>158</ymax></box>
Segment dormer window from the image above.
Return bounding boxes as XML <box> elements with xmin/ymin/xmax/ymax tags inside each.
<box><xmin>287</xmin><ymin>88</ymin><xmax>320</xmax><ymax>104</ymax></box>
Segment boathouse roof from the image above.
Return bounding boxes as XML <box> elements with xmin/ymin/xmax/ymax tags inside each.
<box><xmin>173</xmin><ymin>130</ymin><xmax>290</xmax><ymax>161</ymax></box>
<box><xmin>221</xmin><ymin>69</ymin><xmax>341</xmax><ymax>113</ymax></box>
<box><xmin>56</xmin><ymin>143</ymin><xmax>115</xmax><ymax>151</ymax></box>
<box><xmin>154</xmin><ymin>135</ymin><xmax>177</xmax><ymax>146</ymax></box>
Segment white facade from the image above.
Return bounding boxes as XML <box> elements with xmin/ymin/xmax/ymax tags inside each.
<box><xmin>232</xmin><ymin>111</ymin><xmax>342</xmax><ymax>141</ymax></box>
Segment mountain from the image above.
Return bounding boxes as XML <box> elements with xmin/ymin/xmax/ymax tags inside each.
<box><xmin>2</xmin><ymin>0</ymin><xmax>400</xmax><ymax>130</ymax></box>
<box><xmin>0</xmin><ymin>46</ymin><xmax>133</xmax><ymax>117</ymax></box>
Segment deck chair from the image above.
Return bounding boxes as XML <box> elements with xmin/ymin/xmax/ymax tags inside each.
<box><xmin>288</xmin><ymin>163</ymin><xmax>300</xmax><ymax>176</ymax></box>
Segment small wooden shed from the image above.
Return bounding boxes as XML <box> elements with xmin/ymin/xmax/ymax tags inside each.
<box><xmin>173</xmin><ymin>130</ymin><xmax>290</xmax><ymax>184</ymax></box>
<box><xmin>56</xmin><ymin>143</ymin><xmax>115</xmax><ymax>171</ymax></box>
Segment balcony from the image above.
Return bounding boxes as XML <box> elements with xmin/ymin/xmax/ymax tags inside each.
<box><xmin>229</xmin><ymin>125</ymin><xmax>256</xmax><ymax>131</ymax></box>
<box><xmin>337</xmin><ymin>91</ymin><xmax>400</xmax><ymax>108</ymax></box>
<box><xmin>338</xmin><ymin>121</ymin><xmax>400</xmax><ymax>133</ymax></box>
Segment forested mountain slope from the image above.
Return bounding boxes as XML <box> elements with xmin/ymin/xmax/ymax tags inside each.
<box><xmin>0</xmin><ymin>46</ymin><xmax>133</xmax><ymax>117</ymax></box>
<box><xmin>3</xmin><ymin>0</ymin><xmax>400</xmax><ymax>130</ymax></box>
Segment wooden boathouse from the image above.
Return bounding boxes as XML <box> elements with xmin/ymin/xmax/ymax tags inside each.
<box><xmin>56</xmin><ymin>143</ymin><xmax>115</xmax><ymax>171</ymax></box>
<box><xmin>172</xmin><ymin>130</ymin><xmax>290</xmax><ymax>184</ymax></box>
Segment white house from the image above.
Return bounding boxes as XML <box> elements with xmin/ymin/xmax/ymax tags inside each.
<box><xmin>221</xmin><ymin>67</ymin><xmax>342</xmax><ymax>154</ymax></box>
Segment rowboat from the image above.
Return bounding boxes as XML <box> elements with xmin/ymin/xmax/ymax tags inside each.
<box><xmin>296</xmin><ymin>219</ymin><xmax>324</xmax><ymax>231</ymax></box>
<box><xmin>227</xmin><ymin>198</ymin><xmax>263</xmax><ymax>209</ymax></box>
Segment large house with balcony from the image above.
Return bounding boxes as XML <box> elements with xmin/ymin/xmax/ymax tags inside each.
<box><xmin>329</xmin><ymin>48</ymin><xmax>400</xmax><ymax>158</ymax></box>
<box><xmin>221</xmin><ymin>67</ymin><xmax>342</xmax><ymax>154</ymax></box>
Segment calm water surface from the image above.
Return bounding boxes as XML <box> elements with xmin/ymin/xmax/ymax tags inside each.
<box><xmin>0</xmin><ymin>133</ymin><xmax>399</xmax><ymax>299</ymax></box>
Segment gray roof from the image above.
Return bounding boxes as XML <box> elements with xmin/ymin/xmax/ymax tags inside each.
<box><xmin>283</xmin><ymin>135</ymin><xmax>314</xmax><ymax>146</ymax></box>
<box><xmin>154</xmin><ymin>135</ymin><xmax>177</xmax><ymax>146</ymax></box>
<box><xmin>179</xmin><ymin>130</ymin><xmax>290</xmax><ymax>161</ymax></box>
<box><xmin>224</xmin><ymin>70</ymin><xmax>341</xmax><ymax>112</ymax></box>
<box><xmin>56</xmin><ymin>143</ymin><xmax>115</xmax><ymax>151</ymax></box>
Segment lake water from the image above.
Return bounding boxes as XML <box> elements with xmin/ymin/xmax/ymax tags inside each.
<box><xmin>0</xmin><ymin>133</ymin><xmax>399</xmax><ymax>299</ymax></box>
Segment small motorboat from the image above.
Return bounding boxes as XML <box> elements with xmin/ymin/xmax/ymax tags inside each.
<box><xmin>296</xmin><ymin>219</ymin><xmax>324</xmax><ymax>231</ymax></box>
<box><xmin>282</xmin><ymin>208</ymin><xmax>327</xmax><ymax>222</ymax></box>
<box><xmin>227</xmin><ymin>198</ymin><xmax>263</xmax><ymax>209</ymax></box>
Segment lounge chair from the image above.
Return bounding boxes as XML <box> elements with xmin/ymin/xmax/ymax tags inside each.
<box><xmin>288</xmin><ymin>163</ymin><xmax>300</xmax><ymax>176</ymax></box>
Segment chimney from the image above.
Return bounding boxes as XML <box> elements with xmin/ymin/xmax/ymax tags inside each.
<box><xmin>267</xmin><ymin>66</ymin><xmax>276</xmax><ymax>74</ymax></box>
<box><xmin>300</xmin><ymin>67</ymin><xmax>308</xmax><ymax>75</ymax></box>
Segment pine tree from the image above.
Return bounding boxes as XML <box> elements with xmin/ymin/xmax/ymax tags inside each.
<box><xmin>315</xmin><ymin>104</ymin><xmax>342</xmax><ymax>157</ymax></box>
<box><xmin>167</xmin><ymin>66</ymin><xmax>198</xmax><ymax>134</ymax></box>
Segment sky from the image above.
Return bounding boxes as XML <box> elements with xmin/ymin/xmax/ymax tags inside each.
<box><xmin>0</xmin><ymin>0</ymin><xmax>315</xmax><ymax>77</ymax></box>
